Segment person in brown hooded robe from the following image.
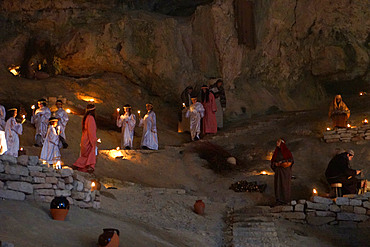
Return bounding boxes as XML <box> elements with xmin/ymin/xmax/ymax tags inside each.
<box><xmin>328</xmin><ymin>95</ymin><xmax>350</xmax><ymax>128</ymax></box>
<box><xmin>271</xmin><ymin>138</ymin><xmax>294</xmax><ymax>205</ymax></box>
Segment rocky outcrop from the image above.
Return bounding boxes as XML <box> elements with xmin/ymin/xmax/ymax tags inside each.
<box><xmin>0</xmin><ymin>0</ymin><xmax>368</xmax><ymax>117</ymax></box>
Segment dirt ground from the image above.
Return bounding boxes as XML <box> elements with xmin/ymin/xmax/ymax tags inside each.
<box><xmin>1</xmin><ymin>74</ymin><xmax>370</xmax><ymax>246</ymax></box>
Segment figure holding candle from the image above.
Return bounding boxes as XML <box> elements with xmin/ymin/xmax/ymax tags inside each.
<box><xmin>40</xmin><ymin>117</ymin><xmax>61</xmax><ymax>164</ymax></box>
<box><xmin>178</xmin><ymin>86</ymin><xmax>193</xmax><ymax>133</ymax></box>
<box><xmin>54</xmin><ymin>100</ymin><xmax>69</xmax><ymax>141</ymax></box>
<box><xmin>139</xmin><ymin>103</ymin><xmax>158</xmax><ymax>150</ymax></box>
<box><xmin>328</xmin><ymin>95</ymin><xmax>350</xmax><ymax>128</ymax></box>
<box><xmin>0</xmin><ymin>104</ymin><xmax>7</xmax><ymax>155</ymax></box>
<box><xmin>4</xmin><ymin>108</ymin><xmax>23</xmax><ymax>157</ymax></box>
<box><xmin>186</xmin><ymin>97</ymin><xmax>205</xmax><ymax>141</ymax></box>
<box><xmin>73</xmin><ymin>103</ymin><xmax>97</xmax><ymax>173</ymax></box>
<box><xmin>116</xmin><ymin>104</ymin><xmax>136</xmax><ymax>149</ymax></box>
<box><xmin>270</xmin><ymin>138</ymin><xmax>294</xmax><ymax>205</ymax></box>
<box><xmin>31</xmin><ymin>98</ymin><xmax>51</xmax><ymax>146</ymax></box>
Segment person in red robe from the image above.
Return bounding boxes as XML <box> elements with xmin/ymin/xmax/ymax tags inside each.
<box><xmin>270</xmin><ymin>138</ymin><xmax>294</xmax><ymax>205</ymax></box>
<box><xmin>73</xmin><ymin>103</ymin><xmax>97</xmax><ymax>173</ymax></box>
<box><xmin>201</xmin><ymin>85</ymin><xmax>217</xmax><ymax>134</ymax></box>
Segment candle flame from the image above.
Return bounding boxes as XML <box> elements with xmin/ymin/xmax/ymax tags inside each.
<box><xmin>138</xmin><ymin>110</ymin><xmax>140</xmax><ymax>114</ymax></box>
<box><xmin>55</xmin><ymin>161</ymin><xmax>62</xmax><ymax>169</ymax></box>
<box><xmin>97</xmin><ymin>138</ymin><xmax>102</xmax><ymax>143</ymax></box>
<box><xmin>20</xmin><ymin>147</ymin><xmax>23</xmax><ymax>151</ymax></box>
<box><xmin>313</xmin><ymin>188</ymin><xmax>318</xmax><ymax>194</ymax></box>
<box><xmin>261</xmin><ymin>171</ymin><xmax>267</xmax><ymax>175</ymax></box>
<box><xmin>326</xmin><ymin>127</ymin><xmax>331</xmax><ymax>131</ymax></box>
<box><xmin>116</xmin><ymin>147</ymin><xmax>120</xmax><ymax>150</ymax></box>
<box><xmin>22</xmin><ymin>115</ymin><xmax>25</xmax><ymax>119</ymax></box>
<box><xmin>117</xmin><ymin>108</ymin><xmax>120</xmax><ymax>112</ymax></box>
<box><xmin>31</xmin><ymin>105</ymin><xmax>35</xmax><ymax>110</ymax></box>
<box><xmin>347</xmin><ymin>124</ymin><xmax>351</xmax><ymax>128</ymax></box>
<box><xmin>364</xmin><ymin>119</ymin><xmax>368</xmax><ymax>124</ymax></box>
<box><xmin>8</xmin><ymin>66</ymin><xmax>20</xmax><ymax>76</ymax></box>
<box><xmin>360</xmin><ymin>92</ymin><xmax>363</xmax><ymax>96</ymax></box>
<box><xmin>182</xmin><ymin>103</ymin><xmax>185</xmax><ymax>107</ymax></box>
<box><xmin>66</xmin><ymin>109</ymin><xmax>71</xmax><ymax>114</ymax></box>
<box><xmin>91</xmin><ymin>181</ymin><xmax>96</xmax><ymax>187</ymax></box>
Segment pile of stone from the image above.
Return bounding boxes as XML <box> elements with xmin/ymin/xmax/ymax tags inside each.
<box><xmin>323</xmin><ymin>125</ymin><xmax>370</xmax><ymax>143</ymax></box>
<box><xmin>0</xmin><ymin>155</ymin><xmax>100</xmax><ymax>209</ymax></box>
<box><xmin>271</xmin><ymin>195</ymin><xmax>370</xmax><ymax>226</ymax></box>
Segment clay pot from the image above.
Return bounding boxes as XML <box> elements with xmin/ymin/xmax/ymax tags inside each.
<box><xmin>98</xmin><ymin>228</ymin><xmax>120</xmax><ymax>247</ymax></box>
<box><xmin>50</xmin><ymin>196</ymin><xmax>70</xmax><ymax>221</ymax></box>
<box><xmin>194</xmin><ymin>200</ymin><xmax>205</xmax><ymax>215</ymax></box>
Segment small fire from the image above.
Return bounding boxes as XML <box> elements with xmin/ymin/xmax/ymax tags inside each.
<box><xmin>117</xmin><ymin>108</ymin><xmax>120</xmax><ymax>112</ymax></box>
<box><xmin>31</xmin><ymin>105</ymin><xmax>35</xmax><ymax>110</ymax></box>
<box><xmin>261</xmin><ymin>171</ymin><xmax>267</xmax><ymax>175</ymax></box>
<box><xmin>363</xmin><ymin>119</ymin><xmax>368</xmax><ymax>124</ymax></box>
<box><xmin>347</xmin><ymin>124</ymin><xmax>351</xmax><ymax>128</ymax></box>
<box><xmin>55</xmin><ymin>161</ymin><xmax>62</xmax><ymax>169</ymax></box>
<box><xmin>66</xmin><ymin>109</ymin><xmax>71</xmax><ymax>114</ymax></box>
<box><xmin>313</xmin><ymin>188</ymin><xmax>318</xmax><ymax>194</ymax></box>
<box><xmin>326</xmin><ymin>127</ymin><xmax>331</xmax><ymax>131</ymax></box>
<box><xmin>97</xmin><ymin>138</ymin><xmax>102</xmax><ymax>143</ymax></box>
<box><xmin>8</xmin><ymin>66</ymin><xmax>20</xmax><ymax>76</ymax></box>
<box><xmin>91</xmin><ymin>181</ymin><xmax>96</xmax><ymax>187</ymax></box>
<box><xmin>116</xmin><ymin>147</ymin><xmax>120</xmax><ymax>151</ymax></box>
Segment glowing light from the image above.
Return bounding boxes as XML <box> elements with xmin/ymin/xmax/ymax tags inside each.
<box><xmin>261</xmin><ymin>171</ymin><xmax>267</xmax><ymax>175</ymax></box>
<box><xmin>182</xmin><ymin>103</ymin><xmax>185</xmax><ymax>107</ymax></box>
<box><xmin>313</xmin><ymin>188</ymin><xmax>318</xmax><ymax>194</ymax></box>
<box><xmin>31</xmin><ymin>105</ymin><xmax>35</xmax><ymax>110</ymax></box>
<box><xmin>347</xmin><ymin>124</ymin><xmax>351</xmax><ymax>128</ymax></box>
<box><xmin>326</xmin><ymin>127</ymin><xmax>331</xmax><ymax>131</ymax></box>
<box><xmin>97</xmin><ymin>138</ymin><xmax>102</xmax><ymax>143</ymax></box>
<box><xmin>20</xmin><ymin>147</ymin><xmax>23</xmax><ymax>151</ymax></box>
<box><xmin>363</xmin><ymin>119</ymin><xmax>368</xmax><ymax>124</ymax></box>
<box><xmin>359</xmin><ymin>91</ymin><xmax>367</xmax><ymax>96</ymax></box>
<box><xmin>116</xmin><ymin>147</ymin><xmax>120</xmax><ymax>151</ymax></box>
<box><xmin>117</xmin><ymin>108</ymin><xmax>120</xmax><ymax>112</ymax></box>
<box><xmin>8</xmin><ymin>66</ymin><xmax>20</xmax><ymax>76</ymax></box>
<box><xmin>138</xmin><ymin>110</ymin><xmax>140</xmax><ymax>114</ymax></box>
<box><xmin>22</xmin><ymin>115</ymin><xmax>25</xmax><ymax>119</ymax></box>
<box><xmin>54</xmin><ymin>161</ymin><xmax>62</xmax><ymax>169</ymax></box>
<box><xmin>75</xmin><ymin>93</ymin><xmax>102</xmax><ymax>103</ymax></box>
<box><xmin>66</xmin><ymin>109</ymin><xmax>71</xmax><ymax>114</ymax></box>
<box><xmin>91</xmin><ymin>181</ymin><xmax>96</xmax><ymax>187</ymax></box>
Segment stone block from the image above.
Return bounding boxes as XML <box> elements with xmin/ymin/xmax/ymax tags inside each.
<box><xmin>337</xmin><ymin>212</ymin><xmax>369</xmax><ymax>222</ymax></box>
<box><xmin>281</xmin><ymin>212</ymin><xmax>306</xmax><ymax>220</ymax></box>
<box><xmin>55</xmin><ymin>189</ymin><xmax>71</xmax><ymax>197</ymax></box>
<box><xmin>71</xmin><ymin>191</ymin><xmax>85</xmax><ymax>200</ymax></box>
<box><xmin>57</xmin><ymin>181</ymin><xmax>65</xmax><ymax>190</ymax></box>
<box><xmin>0</xmin><ymin>161</ymin><xmax>4</xmax><ymax>172</ymax></box>
<box><xmin>33</xmin><ymin>183</ymin><xmax>53</xmax><ymax>189</ymax></box>
<box><xmin>354</xmin><ymin>206</ymin><xmax>366</xmax><ymax>215</ymax></box>
<box><xmin>363</xmin><ymin>201</ymin><xmax>370</xmax><ymax>209</ymax></box>
<box><xmin>28</xmin><ymin>156</ymin><xmax>40</xmax><ymax>166</ymax></box>
<box><xmin>0</xmin><ymin>189</ymin><xmax>25</xmax><ymax>200</ymax></box>
<box><xmin>95</xmin><ymin>195</ymin><xmax>100</xmax><ymax>202</ymax></box>
<box><xmin>34</xmin><ymin>189</ymin><xmax>55</xmax><ymax>196</ymax></box>
<box><xmin>72</xmin><ymin>172</ymin><xmax>84</xmax><ymax>181</ymax></box>
<box><xmin>324</xmin><ymin>134</ymin><xmax>340</xmax><ymax>140</ymax></box>
<box><xmin>313</xmin><ymin>196</ymin><xmax>333</xmax><ymax>205</ymax></box>
<box><xmin>93</xmin><ymin>201</ymin><xmax>101</xmax><ymax>209</ymax></box>
<box><xmin>0</xmin><ymin>154</ymin><xmax>17</xmax><ymax>164</ymax></box>
<box><xmin>73</xmin><ymin>181</ymin><xmax>84</xmax><ymax>192</ymax></box>
<box><xmin>65</xmin><ymin>184</ymin><xmax>73</xmax><ymax>190</ymax></box>
<box><xmin>32</xmin><ymin>177</ymin><xmax>46</xmax><ymax>184</ymax></box>
<box><xmin>324</xmin><ymin>130</ymin><xmax>336</xmax><ymax>135</ymax></box>
<box><xmin>33</xmin><ymin>195</ymin><xmax>54</xmax><ymax>203</ymax></box>
<box><xmin>290</xmin><ymin>200</ymin><xmax>297</xmax><ymax>206</ymax></box>
<box><xmin>52</xmin><ymin>185</ymin><xmax>57</xmax><ymax>189</ymax></box>
<box><xmin>30</xmin><ymin>171</ymin><xmax>46</xmax><ymax>177</ymax></box>
<box><xmin>46</xmin><ymin>172</ymin><xmax>61</xmax><ymax>177</ymax></box>
<box><xmin>329</xmin><ymin>204</ymin><xmax>341</xmax><ymax>212</ymax></box>
<box><xmin>4</xmin><ymin>164</ymin><xmax>29</xmax><ymax>176</ymax></box>
<box><xmin>270</xmin><ymin>205</ymin><xmax>293</xmax><ymax>213</ymax></box>
<box><xmin>325</xmin><ymin>139</ymin><xmax>340</xmax><ymax>143</ymax></box>
<box><xmin>17</xmin><ymin>155</ymin><xmax>29</xmax><ymax>166</ymax></box>
<box><xmin>306</xmin><ymin>201</ymin><xmax>329</xmax><ymax>211</ymax></box>
<box><xmin>20</xmin><ymin>176</ymin><xmax>32</xmax><ymax>183</ymax></box>
<box><xmin>67</xmin><ymin>197</ymin><xmax>74</xmax><ymax>205</ymax></box>
<box><xmin>338</xmin><ymin>221</ymin><xmax>358</xmax><ymax>228</ymax></box>
<box><xmin>316</xmin><ymin>211</ymin><xmax>336</xmax><ymax>217</ymax></box>
<box><xmin>350</xmin><ymin>199</ymin><xmax>362</xmax><ymax>206</ymax></box>
<box><xmin>74</xmin><ymin>200</ymin><xmax>93</xmax><ymax>208</ymax></box>
<box><xmin>307</xmin><ymin>215</ymin><xmax>335</xmax><ymax>226</ymax></box>
<box><xmin>0</xmin><ymin>180</ymin><xmax>3</xmax><ymax>189</ymax></box>
<box><xmin>363</xmin><ymin>192</ymin><xmax>370</xmax><ymax>198</ymax></box>
<box><xmin>0</xmin><ymin>173</ymin><xmax>20</xmax><ymax>181</ymax></box>
<box><xmin>294</xmin><ymin>204</ymin><xmax>304</xmax><ymax>212</ymax></box>
<box><xmin>45</xmin><ymin>177</ymin><xmax>58</xmax><ymax>184</ymax></box>
<box><xmin>27</xmin><ymin>166</ymin><xmax>42</xmax><ymax>172</ymax></box>
<box><xmin>6</xmin><ymin>181</ymin><xmax>33</xmax><ymax>194</ymax></box>
<box><xmin>83</xmin><ymin>192</ymin><xmax>91</xmax><ymax>202</ymax></box>
<box><xmin>42</xmin><ymin>167</ymin><xmax>54</xmax><ymax>173</ymax></box>
<box><xmin>64</xmin><ymin>176</ymin><xmax>73</xmax><ymax>184</ymax></box>
<box><xmin>351</xmin><ymin>136</ymin><xmax>363</xmax><ymax>141</ymax></box>
<box><xmin>59</xmin><ymin>167</ymin><xmax>73</xmax><ymax>177</ymax></box>
<box><xmin>341</xmin><ymin>205</ymin><xmax>354</xmax><ymax>213</ymax></box>
<box><xmin>83</xmin><ymin>180</ymin><xmax>91</xmax><ymax>191</ymax></box>
<box><xmin>335</xmin><ymin>197</ymin><xmax>349</xmax><ymax>205</ymax></box>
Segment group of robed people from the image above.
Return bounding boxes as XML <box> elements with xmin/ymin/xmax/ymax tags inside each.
<box><xmin>179</xmin><ymin>79</ymin><xmax>226</xmax><ymax>141</ymax></box>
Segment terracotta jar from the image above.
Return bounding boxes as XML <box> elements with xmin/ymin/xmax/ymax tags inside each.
<box><xmin>194</xmin><ymin>200</ymin><xmax>205</xmax><ymax>215</ymax></box>
<box><xmin>98</xmin><ymin>228</ymin><xmax>120</xmax><ymax>247</ymax></box>
<box><xmin>50</xmin><ymin>196</ymin><xmax>70</xmax><ymax>221</ymax></box>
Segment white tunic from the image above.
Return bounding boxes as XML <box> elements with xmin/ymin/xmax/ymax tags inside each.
<box><xmin>40</xmin><ymin>125</ymin><xmax>61</xmax><ymax>164</ymax></box>
<box><xmin>0</xmin><ymin>105</ymin><xmax>7</xmax><ymax>154</ymax></box>
<box><xmin>117</xmin><ymin>113</ymin><xmax>136</xmax><ymax>148</ymax></box>
<box><xmin>139</xmin><ymin>111</ymin><xmax>158</xmax><ymax>150</ymax></box>
<box><xmin>54</xmin><ymin>108</ymin><xmax>69</xmax><ymax>140</ymax></box>
<box><xmin>186</xmin><ymin>102</ymin><xmax>205</xmax><ymax>140</ymax></box>
<box><xmin>5</xmin><ymin>117</ymin><xmax>23</xmax><ymax>157</ymax></box>
<box><xmin>31</xmin><ymin>107</ymin><xmax>51</xmax><ymax>143</ymax></box>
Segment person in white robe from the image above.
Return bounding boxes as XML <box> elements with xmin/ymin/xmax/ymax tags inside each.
<box><xmin>178</xmin><ymin>86</ymin><xmax>193</xmax><ymax>133</ymax></box>
<box><xmin>40</xmin><ymin>117</ymin><xmax>61</xmax><ymax>164</ymax></box>
<box><xmin>210</xmin><ymin>79</ymin><xmax>226</xmax><ymax>129</ymax></box>
<box><xmin>117</xmin><ymin>104</ymin><xmax>136</xmax><ymax>149</ymax></box>
<box><xmin>5</xmin><ymin>108</ymin><xmax>23</xmax><ymax>157</ymax></box>
<box><xmin>54</xmin><ymin>100</ymin><xmax>69</xmax><ymax>140</ymax></box>
<box><xmin>31</xmin><ymin>98</ymin><xmax>51</xmax><ymax>146</ymax></box>
<box><xmin>0</xmin><ymin>105</ymin><xmax>7</xmax><ymax>154</ymax></box>
<box><xmin>139</xmin><ymin>103</ymin><xmax>158</xmax><ymax>150</ymax></box>
<box><xmin>186</xmin><ymin>97</ymin><xmax>205</xmax><ymax>141</ymax></box>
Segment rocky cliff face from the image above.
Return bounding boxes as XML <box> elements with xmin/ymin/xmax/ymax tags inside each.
<box><xmin>0</xmin><ymin>0</ymin><xmax>369</xmax><ymax>117</ymax></box>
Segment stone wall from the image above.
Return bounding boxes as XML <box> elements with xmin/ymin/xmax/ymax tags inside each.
<box><xmin>0</xmin><ymin>155</ymin><xmax>100</xmax><ymax>209</ymax></box>
<box><xmin>323</xmin><ymin>125</ymin><xmax>370</xmax><ymax>143</ymax></box>
<box><xmin>272</xmin><ymin>195</ymin><xmax>370</xmax><ymax>226</ymax></box>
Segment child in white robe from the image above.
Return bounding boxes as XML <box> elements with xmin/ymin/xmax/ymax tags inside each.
<box><xmin>54</xmin><ymin>100</ymin><xmax>69</xmax><ymax>140</ymax></box>
<box><xmin>0</xmin><ymin>105</ymin><xmax>7</xmax><ymax>154</ymax></box>
<box><xmin>31</xmin><ymin>98</ymin><xmax>51</xmax><ymax>146</ymax></box>
<box><xmin>40</xmin><ymin>117</ymin><xmax>61</xmax><ymax>164</ymax></box>
<box><xmin>186</xmin><ymin>97</ymin><xmax>205</xmax><ymax>141</ymax></box>
<box><xmin>117</xmin><ymin>104</ymin><xmax>136</xmax><ymax>149</ymax></box>
<box><xmin>5</xmin><ymin>108</ymin><xmax>23</xmax><ymax>157</ymax></box>
<box><xmin>139</xmin><ymin>103</ymin><xmax>158</xmax><ymax>150</ymax></box>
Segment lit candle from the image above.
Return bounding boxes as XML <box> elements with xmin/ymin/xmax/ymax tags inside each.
<box><xmin>31</xmin><ymin>105</ymin><xmax>35</xmax><ymax>110</ymax></box>
<box><xmin>347</xmin><ymin>124</ymin><xmax>351</xmax><ymax>128</ymax></box>
<box><xmin>20</xmin><ymin>147</ymin><xmax>23</xmax><ymax>151</ymax></box>
<box><xmin>261</xmin><ymin>171</ymin><xmax>267</xmax><ymax>175</ymax></box>
<box><xmin>55</xmin><ymin>161</ymin><xmax>62</xmax><ymax>169</ymax></box>
<box><xmin>66</xmin><ymin>109</ymin><xmax>71</xmax><ymax>114</ymax></box>
<box><xmin>313</xmin><ymin>188</ymin><xmax>318</xmax><ymax>195</ymax></box>
<box><xmin>89</xmin><ymin>99</ymin><xmax>94</xmax><ymax>102</ymax></box>
<box><xmin>116</xmin><ymin>147</ymin><xmax>120</xmax><ymax>150</ymax></box>
<box><xmin>117</xmin><ymin>108</ymin><xmax>120</xmax><ymax>112</ymax></box>
<box><xmin>138</xmin><ymin>110</ymin><xmax>141</xmax><ymax>116</ymax></box>
<box><xmin>182</xmin><ymin>103</ymin><xmax>185</xmax><ymax>107</ymax></box>
<box><xmin>326</xmin><ymin>127</ymin><xmax>331</xmax><ymax>131</ymax></box>
<box><xmin>364</xmin><ymin>119</ymin><xmax>368</xmax><ymax>124</ymax></box>
<box><xmin>360</xmin><ymin>92</ymin><xmax>363</xmax><ymax>96</ymax></box>
<box><xmin>22</xmin><ymin>115</ymin><xmax>25</xmax><ymax>119</ymax></box>
<box><xmin>97</xmin><ymin>138</ymin><xmax>102</xmax><ymax>143</ymax></box>
<box><xmin>91</xmin><ymin>181</ymin><xmax>96</xmax><ymax>188</ymax></box>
